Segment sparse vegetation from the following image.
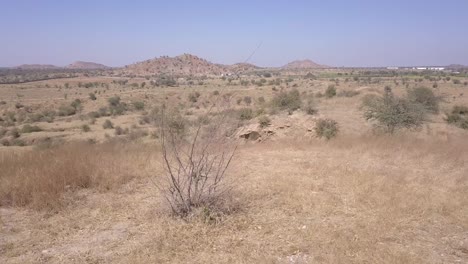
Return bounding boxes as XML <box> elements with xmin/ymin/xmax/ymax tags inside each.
<box><xmin>270</xmin><ymin>89</ymin><xmax>302</xmax><ymax>114</ymax></box>
<box><xmin>81</xmin><ymin>124</ymin><xmax>91</xmax><ymax>132</ymax></box>
<box><xmin>445</xmin><ymin>105</ymin><xmax>468</xmax><ymax>129</ymax></box>
<box><xmin>325</xmin><ymin>85</ymin><xmax>337</xmax><ymax>98</ymax></box>
<box><xmin>238</xmin><ymin>108</ymin><xmax>254</xmax><ymax>120</ymax></box>
<box><xmin>407</xmin><ymin>86</ymin><xmax>439</xmax><ymax>113</ymax></box>
<box><xmin>103</xmin><ymin>119</ymin><xmax>114</xmax><ymax>129</ymax></box>
<box><xmin>362</xmin><ymin>87</ymin><xmax>426</xmax><ymax>134</ymax></box>
<box><xmin>258</xmin><ymin>115</ymin><xmax>271</xmax><ymax>128</ymax></box>
<box><xmin>21</xmin><ymin>124</ymin><xmax>42</xmax><ymax>133</ymax></box>
<box><xmin>158</xmin><ymin>108</ymin><xmax>237</xmax><ymax>217</ymax></box>
<box><xmin>314</xmin><ymin>118</ymin><xmax>339</xmax><ymax>140</ymax></box>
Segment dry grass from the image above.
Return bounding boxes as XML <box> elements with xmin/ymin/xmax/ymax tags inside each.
<box><xmin>0</xmin><ymin>141</ymin><xmax>156</xmax><ymax>210</ymax></box>
<box><xmin>1</xmin><ymin>135</ymin><xmax>467</xmax><ymax>263</ymax></box>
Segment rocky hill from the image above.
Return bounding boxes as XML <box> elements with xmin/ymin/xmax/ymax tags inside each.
<box><xmin>66</xmin><ymin>61</ymin><xmax>110</xmax><ymax>70</ymax></box>
<box><xmin>228</xmin><ymin>63</ymin><xmax>260</xmax><ymax>73</ymax></box>
<box><xmin>282</xmin><ymin>59</ymin><xmax>326</xmax><ymax>69</ymax></box>
<box><xmin>121</xmin><ymin>54</ymin><xmax>232</xmax><ymax>76</ymax></box>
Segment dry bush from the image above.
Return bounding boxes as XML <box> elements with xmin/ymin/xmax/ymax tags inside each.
<box><xmin>315</xmin><ymin>118</ymin><xmax>339</xmax><ymax>140</ymax></box>
<box><xmin>270</xmin><ymin>89</ymin><xmax>302</xmax><ymax>114</ymax></box>
<box><xmin>445</xmin><ymin>105</ymin><xmax>468</xmax><ymax>129</ymax></box>
<box><xmin>158</xmin><ymin>106</ymin><xmax>237</xmax><ymax>217</ymax></box>
<box><xmin>0</xmin><ymin>141</ymin><xmax>140</xmax><ymax>210</ymax></box>
<box><xmin>325</xmin><ymin>85</ymin><xmax>337</xmax><ymax>98</ymax></box>
<box><xmin>407</xmin><ymin>86</ymin><xmax>439</xmax><ymax>113</ymax></box>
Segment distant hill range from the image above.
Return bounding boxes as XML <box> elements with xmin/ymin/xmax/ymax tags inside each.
<box><xmin>121</xmin><ymin>54</ymin><xmax>329</xmax><ymax>76</ymax></box>
<box><xmin>16</xmin><ymin>64</ymin><xmax>60</xmax><ymax>70</ymax></box>
<box><xmin>282</xmin><ymin>59</ymin><xmax>327</xmax><ymax>69</ymax></box>
<box><xmin>66</xmin><ymin>61</ymin><xmax>110</xmax><ymax>70</ymax></box>
<box><xmin>11</xmin><ymin>55</ymin><xmax>332</xmax><ymax>76</ymax></box>
<box><xmin>446</xmin><ymin>64</ymin><xmax>468</xmax><ymax>69</ymax></box>
<box><xmin>14</xmin><ymin>61</ymin><xmax>110</xmax><ymax>70</ymax></box>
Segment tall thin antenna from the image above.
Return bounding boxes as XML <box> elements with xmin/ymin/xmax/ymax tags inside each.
<box><xmin>244</xmin><ymin>41</ymin><xmax>263</xmax><ymax>63</ymax></box>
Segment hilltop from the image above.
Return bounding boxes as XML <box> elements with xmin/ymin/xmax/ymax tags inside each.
<box><xmin>121</xmin><ymin>54</ymin><xmax>231</xmax><ymax>76</ymax></box>
<box><xmin>282</xmin><ymin>59</ymin><xmax>326</xmax><ymax>69</ymax></box>
<box><xmin>119</xmin><ymin>54</ymin><xmax>268</xmax><ymax>76</ymax></box>
<box><xmin>66</xmin><ymin>61</ymin><xmax>110</xmax><ymax>70</ymax></box>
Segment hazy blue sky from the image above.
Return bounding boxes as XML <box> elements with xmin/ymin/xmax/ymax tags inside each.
<box><xmin>1</xmin><ymin>0</ymin><xmax>467</xmax><ymax>67</ymax></box>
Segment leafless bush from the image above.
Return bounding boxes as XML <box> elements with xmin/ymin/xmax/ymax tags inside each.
<box><xmin>158</xmin><ymin>106</ymin><xmax>237</xmax><ymax>217</ymax></box>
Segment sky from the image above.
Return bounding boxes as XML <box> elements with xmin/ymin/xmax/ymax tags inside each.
<box><xmin>1</xmin><ymin>0</ymin><xmax>467</xmax><ymax>67</ymax></box>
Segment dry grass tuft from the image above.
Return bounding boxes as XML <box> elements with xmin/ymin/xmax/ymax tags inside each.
<box><xmin>0</xmin><ymin>141</ymin><xmax>150</xmax><ymax>210</ymax></box>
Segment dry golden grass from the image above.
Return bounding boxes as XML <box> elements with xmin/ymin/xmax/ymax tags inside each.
<box><xmin>0</xmin><ymin>141</ymin><xmax>157</xmax><ymax>210</ymax></box>
<box><xmin>1</xmin><ymin>134</ymin><xmax>467</xmax><ymax>263</ymax></box>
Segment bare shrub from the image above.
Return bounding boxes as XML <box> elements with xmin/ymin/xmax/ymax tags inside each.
<box><xmin>158</xmin><ymin>107</ymin><xmax>237</xmax><ymax>217</ymax></box>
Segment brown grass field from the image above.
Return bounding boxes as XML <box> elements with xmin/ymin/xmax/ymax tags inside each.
<box><xmin>1</xmin><ymin>70</ymin><xmax>467</xmax><ymax>263</ymax></box>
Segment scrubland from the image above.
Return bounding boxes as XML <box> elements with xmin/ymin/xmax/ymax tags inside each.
<box><xmin>1</xmin><ymin>69</ymin><xmax>468</xmax><ymax>263</ymax></box>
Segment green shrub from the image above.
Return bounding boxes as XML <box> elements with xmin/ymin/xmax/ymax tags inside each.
<box><xmin>407</xmin><ymin>86</ymin><xmax>439</xmax><ymax>113</ymax></box>
<box><xmin>362</xmin><ymin>87</ymin><xmax>426</xmax><ymax>134</ymax></box>
<box><xmin>107</xmin><ymin>96</ymin><xmax>126</xmax><ymax>115</ymax></box>
<box><xmin>103</xmin><ymin>119</ymin><xmax>114</xmax><ymax>129</ymax></box>
<box><xmin>238</xmin><ymin>108</ymin><xmax>254</xmax><ymax>120</ymax></box>
<box><xmin>21</xmin><ymin>124</ymin><xmax>42</xmax><ymax>133</ymax></box>
<box><xmin>88</xmin><ymin>111</ymin><xmax>101</xmax><ymax>118</ymax></box>
<box><xmin>58</xmin><ymin>105</ymin><xmax>76</xmax><ymax>116</ymax></box>
<box><xmin>315</xmin><ymin>118</ymin><xmax>339</xmax><ymax>140</ymax></box>
<box><xmin>325</xmin><ymin>85</ymin><xmax>337</xmax><ymax>98</ymax></box>
<box><xmin>114</xmin><ymin>126</ymin><xmax>128</xmax><ymax>135</ymax></box>
<box><xmin>71</xmin><ymin>99</ymin><xmax>82</xmax><ymax>112</ymax></box>
<box><xmin>271</xmin><ymin>89</ymin><xmax>302</xmax><ymax>113</ymax></box>
<box><xmin>258</xmin><ymin>115</ymin><xmax>271</xmax><ymax>128</ymax></box>
<box><xmin>132</xmin><ymin>101</ymin><xmax>145</xmax><ymax>110</ymax></box>
<box><xmin>9</xmin><ymin>128</ymin><xmax>20</xmax><ymax>138</ymax></box>
<box><xmin>243</xmin><ymin>96</ymin><xmax>252</xmax><ymax>106</ymax></box>
<box><xmin>108</xmin><ymin>96</ymin><xmax>121</xmax><ymax>106</ymax></box>
<box><xmin>1</xmin><ymin>139</ymin><xmax>10</xmax><ymax>146</ymax></box>
<box><xmin>303</xmin><ymin>99</ymin><xmax>318</xmax><ymax>115</ymax></box>
<box><xmin>12</xmin><ymin>139</ymin><xmax>26</xmax><ymax>146</ymax></box>
<box><xmin>89</xmin><ymin>93</ymin><xmax>97</xmax><ymax>100</ymax></box>
<box><xmin>338</xmin><ymin>90</ymin><xmax>360</xmax><ymax>97</ymax></box>
<box><xmin>188</xmin><ymin>91</ymin><xmax>201</xmax><ymax>103</ymax></box>
<box><xmin>445</xmin><ymin>105</ymin><xmax>468</xmax><ymax>129</ymax></box>
<box><xmin>453</xmin><ymin>79</ymin><xmax>461</xmax><ymax>85</ymax></box>
<box><xmin>81</xmin><ymin>124</ymin><xmax>91</xmax><ymax>132</ymax></box>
